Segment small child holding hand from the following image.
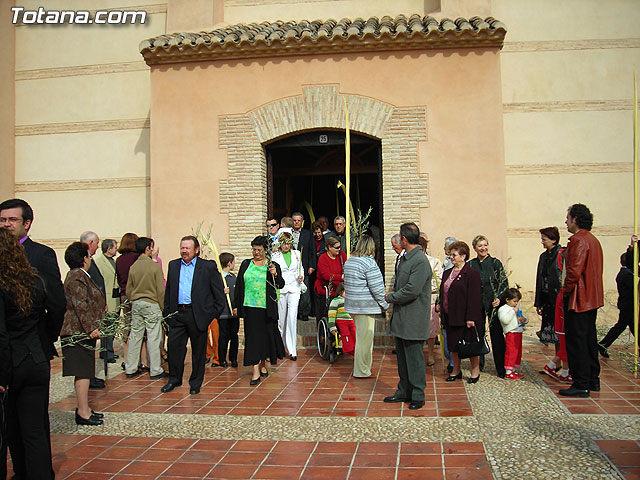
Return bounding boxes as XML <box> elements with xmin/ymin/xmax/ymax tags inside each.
<box><xmin>498</xmin><ymin>288</ymin><xmax>528</xmax><ymax>379</ymax></box>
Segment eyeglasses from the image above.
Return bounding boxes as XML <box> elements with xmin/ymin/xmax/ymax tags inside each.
<box><xmin>267</xmin><ymin>223</ymin><xmax>278</xmax><ymax>228</ymax></box>
<box><xmin>0</xmin><ymin>216</ymin><xmax>22</xmax><ymax>224</ymax></box>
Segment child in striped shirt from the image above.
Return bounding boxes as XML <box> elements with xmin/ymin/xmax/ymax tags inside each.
<box><xmin>328</xmin><ymin>283</ymin><xmax>356</xmax><ymax>355</ymax></box>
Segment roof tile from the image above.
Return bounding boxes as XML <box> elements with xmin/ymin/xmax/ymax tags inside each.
<box><xmin>140</xmin><ymin>14</ymin><xmax>507</xmax><ymax>65</ymax></box>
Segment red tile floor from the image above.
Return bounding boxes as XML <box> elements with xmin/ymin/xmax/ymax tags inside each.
<box><xmin>46</xmin><ymin>436</ymin><xmax>492</xmax><ymax>480</ymax></box>
<box><xmin>527</xmin><ymin>346</ymin><xmax>640</xmax><ymax>415</ymax></box>
<box><xmin>51</xmin><ymin>349</ymin><xmax>472</xmax><ymax>418</ymax></box>
<box><xmin>23</xmin><ymin>344</ymin><xmax>640</xmax><ymax>479</ymax></box>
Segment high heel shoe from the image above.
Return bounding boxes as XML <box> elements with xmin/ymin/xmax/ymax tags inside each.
<box><xmin>75</xmin><ymin>409</ymin><xmax>103</xmax><ymax>426</ymax></box>
<box><xmin>467</xmin><ymin>375</ymin><xmax>480</xmax><ymax>384</ymax></box>
<box><xmin>260</xmin><ymin>369</ymin><xmax>269</xmax><ymax>378</ymax></box>
<box><xmin>250</xmin><ymin>377</ymin><xmax>261</xmax><ymax>386</ymax></box>
<box><xmin>446</xmin><ymin>372</ymin><xmax>462</xmax><ymax>382</ymax></box>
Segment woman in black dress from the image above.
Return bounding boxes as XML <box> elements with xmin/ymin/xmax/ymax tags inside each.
<box><xmin>234</xmin><ymin>236</ymin><xmax>285</xmax><ymax>385</ymax></box>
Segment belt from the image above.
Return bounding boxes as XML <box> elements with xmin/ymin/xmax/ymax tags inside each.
<box><xmin>178</xmin><ymin>304</ymin><xmax>192</xmax><ymax>310</ymax></box>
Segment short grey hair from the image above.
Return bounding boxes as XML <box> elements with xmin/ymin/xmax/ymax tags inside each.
<box><xmin>334</xmin><ymin>216</ymin><xmax>346</xmax><ymax>223</ymax></box>
<box><xmin>80</xmin><ymin>231</ymin><xmax>98</xmax><ymax>244</ymax></box>
<box><xmin>444</xmin><ymin>236</ymin><xmax>458</xmax><ymax>249</ymax></box>
<box><xmin>391</xmin><ymin>234</ymin><xmax>401</xmax><ymax>244</ymax></box>
<box><xmin>101</xmin><ymin>239</ymin><xmax>116</xmax><ymax>253</ymax></box>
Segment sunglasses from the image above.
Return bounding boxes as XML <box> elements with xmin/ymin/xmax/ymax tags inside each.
<box><xmin>267</xmin><ymin>223</ymin><xmax>278</xmax><ymax>228</ymax></box>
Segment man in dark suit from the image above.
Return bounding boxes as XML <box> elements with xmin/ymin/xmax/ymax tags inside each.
<box><xmin>162</xmin><ymin>235</ymin><xmax>225</xmax><ymax>395</ymax></box>
<box><xmin>0</xmin><ymin>199</ymin><xmax>66</xmax><ymax>356</ymax></box>
<box><xmin>291</xmin><ymin>212</ymin><xmax>315</xmax><ymax>319</ymax></box>
<box><xmin>0</xmin><ymin>198</ymin><xmax>65</xmax><ymax>480</ymax></box>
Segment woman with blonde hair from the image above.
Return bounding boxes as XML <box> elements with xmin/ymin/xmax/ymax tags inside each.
<box><xmin>343</xmin><ymin>235</ymin><xmax>389</xmax><ymax>378</ymax></box>
<box><xmin>271</xmin><ymin>232</ymin><xmax>304</xmax><ymax>361</ymax></box>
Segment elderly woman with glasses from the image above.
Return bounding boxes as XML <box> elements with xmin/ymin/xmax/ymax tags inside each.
<box><xmin>437</xmin><ymin>241</ymin><xmax>483</xmax><ymax>383</ymax></box>
<box><xmin>314</xmin><ymin>236</ymin><xmax>347</xmax><ymax>322</ymax></box>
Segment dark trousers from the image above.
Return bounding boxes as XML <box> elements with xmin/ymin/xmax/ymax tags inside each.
<box><xmin>600</xmin><ymin>310</ymin><xmax>635</xmax><ymax>348</ymax></box>
<box><xmin>314</xmin><ymin>292</ymin><xmax>328</xmax><ymax>324</ymax></box>
<box><xmin>7</xmin><ymin>356</ymin><xmax>54</xmax><ymax>479</ymax></box>
<box><xmin>394</xmin><ymin>337</ymin><xmax>426</xmax><ymax>402</ymax></box>
<box><xmin>167</xmin><ymin>308</ymin><xmax>207</xmax><ymax>390</ymax></box>
<box><xmin>489</xmin><ymin>318</ymin><xmax>506</xmax><ymax>377</ymax></box>
<box><xmin>564</xmin><ymin>308</ymin><xmax>600</xmax><ymax>390</ymax></box>
<box><xmin>218</xmin><ymin>317</ymin><xmax>239</xmax><ymax>363</ymax></box>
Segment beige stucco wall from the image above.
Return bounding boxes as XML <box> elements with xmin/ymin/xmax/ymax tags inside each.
<box><xmin>0</xmin><ymin>6</ymin><xmax>15</xmax><ymax>201</ymax></box>
<box><xmin>149</xmin><ymin>48</ymin><xmax>506</xmax><ymax>276</ymax></box>
<box><xmin>8</xmin><ymin>0</ymin><xmax>640</xmax><ymax>301</ymax></box>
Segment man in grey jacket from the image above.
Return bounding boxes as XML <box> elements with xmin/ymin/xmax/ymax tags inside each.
<box><xmin>384</xmin><ymin>222</ymin><xmax>432</xmax><ymax>410</ymax></box>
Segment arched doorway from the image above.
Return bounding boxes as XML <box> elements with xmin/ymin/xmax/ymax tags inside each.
<box><xmin>265</xmin><ymin>130</ymin><xmax>383</xmax><ymax>259</ymax></box>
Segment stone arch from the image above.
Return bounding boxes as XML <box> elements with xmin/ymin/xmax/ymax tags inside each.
<box><xmin>219</xmin><ymin>85</ymin><xmax>428</xmax><ymax>286</ymax></box>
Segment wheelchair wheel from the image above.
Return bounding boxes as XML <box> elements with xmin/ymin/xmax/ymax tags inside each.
<box><xmin>317</xmin><ymin>317</ymin><xmax>331</xmax><ymax>360</ymax></box>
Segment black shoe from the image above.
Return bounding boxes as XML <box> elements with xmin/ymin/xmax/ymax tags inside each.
<box><xmin>161</xmin><ymin>381</ymin><xmax>181</xmax><ymax>393</ymax></box>
<box><xmin>75</xmin><ymin>409</ymin><xmax>103</xmax><ymax>426</ymax></box>
<box><xmin>210</xmin><ymin>363</ymin><xmax>220</xmax><ymax>368</ymax></box>
<box><xmin>590</xmin><ymin>382</ymin><xmax>601</xmax><ymax>392</ymax></box>
<box><xmin>126</xmin><ymin>369</ymin><xmax>142</xmax><ymax>378</ymax></box>
<box><xmin>598</xmin><ymin>344</ymin><xmax>610</xmax><ymax>358</ymax></box>
<box><xmin>140</xmin><ymin>365</ymin><xmax>150</xmax><ymax>372</ymax></box>
<box><xmin>230</xmin><ymin>360</ymin><xmax>238</xmax><ymax>368</ymax></box>
<box><xmin>219</xmin><ymin>361</ymin><xmax>228</xmax><ymax>368</ymax></box>
<box><xmin>89</xmin><ymin>378</ymin><xmax>105</xmax><ymax>389</ymax></box>
<box><xmin>250</xmin><ymin>377</ymin><xmax>261</xmax><ymax>386</ymax></box>
<box><xmin>559</xmin><ymin>387</ymin><xmax>589</xmax><ymax>397</ymax></box>
<box><xmin>150</xmin><ymin>371</ymin><xmax>169</xmax><ymax>380</ymax></box>
<box><xmin>383</xmin><ymin>395</ymin><xmax>410</xmax><ymax>403</ymax></box>
<box><xmin>260</xmin><ymin>369</ymin><xmax>269</xmax><ymax>377</ymax></box>
<box><xmin>408</xmin><ymin>401</ymin><xmax>424</xmax><ymax>410</ymax></box>
<box><xmin>447</xmin><ymin>365</ymin><xmax>453</xmax><ymax>374</ymax></box>
<box><xmin>204</xmin><ymin>357</ymin><xmax>211</xmax><ymax>364</ymax></box>
<box><xmin>113</xmin><ymin>354</ymin><xmax>119</xmax><ymax>359</ymax></box>
<box><xmin>91</xmin><ymin>410</ymin><xmax>104</xmax><ymax>419</ymax></box>
<box><xmin>107</xmin><ymin>358</ymin><xmax>117</xmax><ymax>364</ymax></box>
<box><xmin>121</xmin><ymin>362</ymin><xmax>126</xmax><ymax>371</ymax></box>
<box><xmin>467</xmin><ymin>375</ymin><xmax>480</xmax><ymax>384</ymax></box>
<box><xmin>290</xmin><ymin>356</ymin><xmax>297</xmax><ymax>361</ymax></box>
<box><xmin>446</xmin><ymin>372</ymin><xmax>462</xmax><ymax>382</ymax></box>
<box><xmin>189</xmin><ymin>388</ymin><xmax>200</xmax><ymax>395</ymax></box>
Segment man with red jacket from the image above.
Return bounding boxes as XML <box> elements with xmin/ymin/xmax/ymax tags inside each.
<box><xmin>560</xmin><ymin>203</ymin><xmax>604</xmax><ymax>397</ymax></box>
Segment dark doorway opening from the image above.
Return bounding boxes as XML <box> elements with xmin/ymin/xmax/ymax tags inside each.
<box><xmin>265</xmin><ymin>130</ymin><xmax>383</xmax><ymax>265</ymax></box>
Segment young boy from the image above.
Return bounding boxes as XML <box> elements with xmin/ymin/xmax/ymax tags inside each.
<box><xmin>217</xmin><ymin>252</ymin><xmax>239</xmax><ymax>368</ymax></box>
<box><xmin>498</xmin><ymin>288</ymin><xmax>528</xmax><ymax>379</ymax></box>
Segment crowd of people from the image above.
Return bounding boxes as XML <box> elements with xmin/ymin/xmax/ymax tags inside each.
<box><xmin>0</xmin><ymin>197</ymin><xmax>633</xmax><ymax>476</ymax></box>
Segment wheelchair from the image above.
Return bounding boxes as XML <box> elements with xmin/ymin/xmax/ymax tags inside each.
<box><xmin>316</xmin><ymin>286</ymin><xmax>343</xmax><ymax>363</ymax></box>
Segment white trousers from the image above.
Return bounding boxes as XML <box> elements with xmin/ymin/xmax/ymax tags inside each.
<box><xmin>278</xmin><ymin>291</ymin><xmax>300</xmax><ymax>357</ymax></box>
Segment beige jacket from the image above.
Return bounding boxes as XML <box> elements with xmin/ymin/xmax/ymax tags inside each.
<box><xmin>94</xmin><ymin>252</ymin><xmax>121</xmax><ymax>313</ymax></box>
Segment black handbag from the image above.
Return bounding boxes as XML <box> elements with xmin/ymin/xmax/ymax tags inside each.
<box><xmin>458</xmin><ymin>325</ymin><xmax>490</xmax><ymax>359</ymax></box>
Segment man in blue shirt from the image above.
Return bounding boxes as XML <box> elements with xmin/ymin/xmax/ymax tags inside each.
<box><xmin>161</xmin><ymin>235</ymin><xmax>225</xmax><ymax>394</ymax></box>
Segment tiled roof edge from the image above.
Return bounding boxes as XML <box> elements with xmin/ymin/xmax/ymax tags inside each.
<box><xmin>139</xmin><ymin>15</ymin><xmax>507</xmax><ymax>65</ymax></box>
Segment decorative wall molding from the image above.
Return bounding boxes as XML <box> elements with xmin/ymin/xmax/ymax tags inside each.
<box><xmin>505</xmin><ymin>163</ymin><xmax>632</xmax><ymax>175</ymax></box>
<box><xmin>503</xmin><ymin>38</ymin><xmax>640</xmax><ymax>53</ymax></box>
<box><xmin>15</xmin><ymin>177</ymin><xmax>150</xmax><ymax>192</ymax></box>
<box><xmin>219</xmin><ymin>85</ymin><xmax>428</xmax><ymax>287</ymax></box>
<box><xmin>508</xmin><ymin>226</ymin><xmax>632</xmax><ymax>238</ymax></box>
<box><xmin>16</xmin><ymin>62</ymin><xmax>148</xmax><ymax>81</ymax></box>
<box><xmin>35</xmin><ymin>237</ymin><xmax>123</xmax><ymax>250</ymax></box>
<box><xmin>15</xmin><ymin>118</ymin><xmax>150</xmax><ymax>136</ymax></box>
<box><xmin>503</xmin><ymin>100</ymin><xmax>638</xmax><ymax>113</ymax></box>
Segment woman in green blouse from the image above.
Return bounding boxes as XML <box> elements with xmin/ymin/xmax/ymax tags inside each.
<box><xmin>234</xmin><ymin>236</ymin><xmax>285</xmax><ymax>385</ymax></box>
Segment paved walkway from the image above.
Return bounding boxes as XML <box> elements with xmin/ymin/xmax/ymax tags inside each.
<box><xmin>11</xmin><ymin>336</ymin><xmax>640</xmax><ymax>479</ymax></box>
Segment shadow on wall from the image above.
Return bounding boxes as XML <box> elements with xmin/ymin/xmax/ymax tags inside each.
<box><xmin>135</xmin><ymin>111</ymin><xmax>151</xmax><ymax>234</ymax></box>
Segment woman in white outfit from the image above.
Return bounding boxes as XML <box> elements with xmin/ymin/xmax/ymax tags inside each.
<box><xmin>271</xmin><ymin>232</ymin><xmax>303</xmax><ymax>361</ymax></box>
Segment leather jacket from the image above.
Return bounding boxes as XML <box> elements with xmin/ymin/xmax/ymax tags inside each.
<box><xmin>563</xmin><ymin>229</ymin><xmax>604</xmax><ymax>312</ymax></box>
